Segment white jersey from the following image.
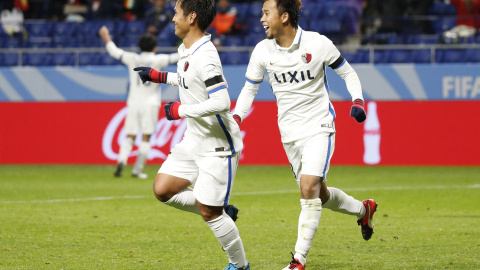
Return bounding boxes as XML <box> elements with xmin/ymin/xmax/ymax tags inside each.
<box><xmin>166</xmin><ymin>34</ymin><xmax>243</xmax><ymax>157</ymax></box>
<box><xmin>236</xmin><ymin>27</ymin><xmax>363</xmax><ymax>143</ymax></box>
<box><xmin>105</xmin><ymin>41</ymin><xmax>179</xmax><ymax>107</ymax></box>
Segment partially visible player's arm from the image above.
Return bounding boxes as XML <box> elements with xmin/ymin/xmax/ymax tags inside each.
<box><xmin>330</xmin><ymin>57</ymin><xmax>363</xmax><ymax>101</ymax></box>
<box><xmin>99</xmin><ymin>26</ymin><xmax>124</xmax><ymax>60</ymax></box>
<box><xmin>152</xmin><ymin>53</ymin><xmax>180</xmax><ymax>69</ymax></box>
<box><xmin>168</xmin><ymin>53</ymin><xmax>180</xmax><ymax>65</ymax></box>
<box><xmin>233</xmin><ymin>43</ymin><xmax>266</xmax><ymax>123</ymax></box>
<box><xmin>178</xmin><ymin>88</ymin><xmax>231</xmax><ymax>118</ymax></box>
<box><xmin>133</xmin><ymin>67</ymin><xmax>179</xmax><ymax>86</ymax></box>
<box><xmin>331</xmin><ymin>56</ymin><xmax>366</xmax><ymax>123</ymax></box>
<box><xmin>233</xmin><ymin>81</ymin><xmax>260</xmax><ymax>122</ymax></box>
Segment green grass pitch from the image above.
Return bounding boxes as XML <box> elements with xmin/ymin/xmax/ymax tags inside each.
<box><xmin>1</xmin><ymin>165</ymin><xmax>479</xmax><ymax>269</ymax></box>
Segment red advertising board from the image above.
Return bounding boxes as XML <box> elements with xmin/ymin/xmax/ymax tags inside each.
<box><xmin>0</xmin><ymin>101</ymin><xmax>479</xmax><ymax>165</ymax></box>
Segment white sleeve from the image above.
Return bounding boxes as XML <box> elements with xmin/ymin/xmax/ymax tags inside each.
<box><xmin>168</xmin><ymin>53</ymin><xmax>180</xmax><ymax>65</ymax></box>
<box><xmin>152</xmin><ymin>53</ymin><xmax>180</xmax><ymax>69</ymax></box>
<box><xmin>105</xmin><ymin>41</ymin><xmax>124</xmax><ymax>60</ymax></box>
<box><xmin>233</xmin><ymin>44</ymin><xmax>266</xmax><ymax>121</ymax></box>
<box><xmin>178</xmin><ymin>88</ymin><xmax>230</xmax><ymax>118</ymax></box>
<box><xmin>166</xmin><ymin>72</ymin><xmax>179</xmax><ymax>86</ymax></box>
<box><xmin>233</xmin><ymin>81</ymin><xmax>259</xmax><ymax>121</ymax></box>
<box><xmin>244</xmin><ymin>43</ymin><xmax>267</xmax><ymax>84</ymax></box>
<box><xmin>333</xmin><ymin>60</ymin><xmax>364</xmax><ymax>101</ymax></box>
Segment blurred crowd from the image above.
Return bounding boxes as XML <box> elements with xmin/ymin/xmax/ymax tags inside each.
<box><xmin>0</xmin><ymin>0</ymin><xmax>479</xmax><ymax>46</ymax></box>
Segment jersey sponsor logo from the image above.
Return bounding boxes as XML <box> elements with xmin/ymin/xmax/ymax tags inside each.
<box><xmin>302</xmin><ymin>53</ymin><xmax>312</xmax><ymax>64</ymax></box>
<box><xmin>273</xmin><ymin>70</ymin><xmax>315</xmax><ymax>84</ymax></box>
<box><xmin>184</xmin><ymin>61</ymin><xmax>189</xmax><ymax>72</ymax></box>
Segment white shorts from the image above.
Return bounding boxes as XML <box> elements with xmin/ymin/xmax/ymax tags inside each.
<box><xmin>158</xmin><ymin>142</ymin><xmax>240</xmax><ymax>207</ymax></box>
<box><xmin>124</xmin><ymin>104</ymin><xmax>159</xmax><ymax>135</ymax></box>
<box><xmin>283</xmin><ymin>132</ymin><xmax>335</xmax><ymax>185</ymax></box>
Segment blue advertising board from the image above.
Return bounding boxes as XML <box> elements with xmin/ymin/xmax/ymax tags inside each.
<box><xmin>1</xmin><ymin>64</ymin><xmax>480</xmax><ymax>101</ymax></box>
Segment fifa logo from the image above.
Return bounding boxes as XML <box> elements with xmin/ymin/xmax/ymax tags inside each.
<box><xmin>273</xmin><ymin>70</ymin><xmax>315</xmax><ymax>84</ymax></box>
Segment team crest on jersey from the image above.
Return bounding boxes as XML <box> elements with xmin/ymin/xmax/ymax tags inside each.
<box><xmin>184</xmin><ymin>61</ymin><xmax>189</xmax><ymax>71</ymax></box>
<box><xmin>302</xmin><ymin>53</ymin><xmax>312</xmax><ymax>64</ymax></box>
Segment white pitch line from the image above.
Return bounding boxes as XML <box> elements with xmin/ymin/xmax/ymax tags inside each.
<box><xmin>1</xmin><ymin>184</ymin><xmax>479</xmax><ymax>204</ymax></box>
<box><xmin>0</xmin><ymin>195</ymin><xmax>148</xmax><ymax>204</ymax></box>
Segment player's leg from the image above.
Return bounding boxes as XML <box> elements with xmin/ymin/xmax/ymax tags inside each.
<box><xmin>282</xmin><ymin>133</ymin><xmax>334</xmax><ymax>269</ymax></box>
<box><xmin>195</xmin><ymin>153</ymin><xmax>249</xmax><ymax>270</ymax></box>
<box><xmin>115</xmin><ymin>134</ymin><xmax>135</xmax><ymax>177</ymax></box>
<box><xmin>115</xmin><ymin>106</ymin><xmax>139</xmax><ymax>177</ymax></box>
<box><xmin>318</xmin><ymin>133</ymin><xmax>377</xmax><ymax>240</ymax></box>
<box><xmin>289</xmin><ymin>174</ymin><xmax>323</xmax><ymax>268</ymax></box>
<box><xmin>154</xmin><ymin>144</ymin><xmax>201</xmax><ymax>214</ymax></box>
<box><xmin>154</xmin><ymin>173</ymin><xmax>201</xmax><ymax>214</ymax></box>
<box><xmin>132</xmin><ymin>134</ymin><xmax>151</xmax><ymax>179</ymax></box>
<box><xmin>132</xmin><ymin>105</ymin><xmax>158</xmax><ymax>179</ymax></box>
<box><xmin>321</xmin><ymin>184</ymin><xmax>365</xmax><ymax>218</ymax></box>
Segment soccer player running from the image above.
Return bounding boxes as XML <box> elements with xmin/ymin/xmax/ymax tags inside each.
<box><xmin>99</xmin><ymin>26</ymin><xmax>179</xmax><ymax>179</ymax></box>
<box><xmin>133</xmin><ymin>0</ymin><xmax>250</xmax><ymax>269</ymax></box>
<box><xmin>233</xmin><ymin>0</ymin><xmax>377</xmax><ymax>269</ymax></box>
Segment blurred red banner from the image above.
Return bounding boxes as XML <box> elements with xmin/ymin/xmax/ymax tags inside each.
<box><xmin>1</xmin><ymin>101</ymin><xmax>479</xmax><ymax>165</ymax></box>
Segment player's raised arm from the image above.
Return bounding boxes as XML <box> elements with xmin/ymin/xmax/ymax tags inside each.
<box><xmin>99</xmin><ymin>26</ymin><xmax>125</xmax><ymax>60</ymax></box>
<box><xmin>133</xmin><ymin>66</ymin><xmax>179</xmax><ymax>86</ymax></box>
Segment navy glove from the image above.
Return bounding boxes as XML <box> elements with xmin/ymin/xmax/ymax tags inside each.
<box><xmin>164</xmin><ymin>101</ymin><xmax>181</xmax><ymax>120</ymax></box>
<box><xmin>350</xmin><ymin>99</ymin><xmax>366</xmax><ymax>123</ymax></box>
<box><xmin>133</xmin><ymin>66</ymin><xmax>167</xmax><ymax>84</ymax></box>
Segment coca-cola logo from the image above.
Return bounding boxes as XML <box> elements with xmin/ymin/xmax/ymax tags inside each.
<box><xmin>102</xmin><ymin>106</ymin><xmax>253</xmax><ymax>161</ymax></box>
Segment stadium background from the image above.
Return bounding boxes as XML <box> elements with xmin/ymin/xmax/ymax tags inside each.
<box><xmin>1</xmin><ymin>0</ymin><xmax>479</xmax><ymax>166</ymax></box>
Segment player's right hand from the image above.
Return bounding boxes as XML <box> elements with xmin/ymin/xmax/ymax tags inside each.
<box><xmin>98</xmin><ymin>26</ymin><xmax>109</xmax><ymax>37</ymax></box>
<box><xmin>233</xmin><ymin>114</ymin><xmax>241</xmax><ymax>126</ymax></box>
<box><xmin>133</xmin><ymin>66</ymin><xmax>161</xmax><ymax>84</ymax></box>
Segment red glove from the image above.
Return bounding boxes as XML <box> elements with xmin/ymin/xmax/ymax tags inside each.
<box><xmin>233</xmin><ymin>114</ymin><xmax>241</xmax><ymax>126</ymax></box>
<box><xmin>164</xmin><ymin>101</ymin><xmax>181</xmax><ymax>120</ymax></box>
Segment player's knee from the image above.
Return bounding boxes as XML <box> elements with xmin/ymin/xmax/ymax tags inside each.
<box><xmin>198</xmin><ymin>204</ymin><xmax>222</xmax><ymax>221</ymax></box>
<box><xmin>300</xmin><ymin>176</ymin><xmax>322</xmax><ymax>198</ymax></box>
<box><xmin>153</xmin><ymin>183</ymin><xmax>173</xmax><ymax>202</ymax></box>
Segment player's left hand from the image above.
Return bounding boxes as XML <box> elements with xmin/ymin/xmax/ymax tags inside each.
<box><xmin>350</xmin><ymin>99</ymin><xmax>366</xmax><ymax>123</ymax></box>
<box><xmin>164</xmin><ymin>101</ymin><xmax>181</xmax><ymax>120</ymax></box>
<box><xmin>133</xmin><ymin>66</ymin><xmax>160</xmax><ymax>84</ymax></box>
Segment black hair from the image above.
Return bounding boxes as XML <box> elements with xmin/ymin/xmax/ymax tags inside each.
<box><xmin>179</xmin><ymin>0</ymin><xmax>216</xmax><ymax>32</ymax></box>
<box><xmin>138</xmin><ymin>33</ymin><xmax>157</xmax><ymax>52</ymax></box>
<box><xmin>272</xmin><ymin>0</ymin><xmax>303</xmax><ymax>29</ymax></box>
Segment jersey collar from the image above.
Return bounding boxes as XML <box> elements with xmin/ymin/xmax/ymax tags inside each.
<box><xmin>274</xmin><ymin>26</ymin><xmax>303</xmax><ymax>51</ymax></box>
<box><xmin>179</xmin><ymin>33</ymin><xmax>212</xmax><ymax>56</ymax></box>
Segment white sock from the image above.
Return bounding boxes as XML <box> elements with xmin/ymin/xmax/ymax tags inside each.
<box><xmin>163</xmin><ymin>188</ymin><xmax>201</xmax><ymax>215</ymax></box>
<box><xmin>294</xmin><ymin>198</ymin><xmax>322</xmax><ymax>266</ymax></box>
<box><xmin>118</xmin><ymin>137</ymin><xmax>134</xmax><ymax>164</ymax></box>
<box><xmin>322</xmin><ymin>187</ymin><xmax>366</xmax><ymax>218</ymax></box>
<box><xmin>207</xmin><ymin>212</ymin><xmax>246</xmax><ymax>268</ymax></box>
<box><xmin>133</xmin><ymin>141</ymin><xmax>150</xmax><ymax>174</ymax></box>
